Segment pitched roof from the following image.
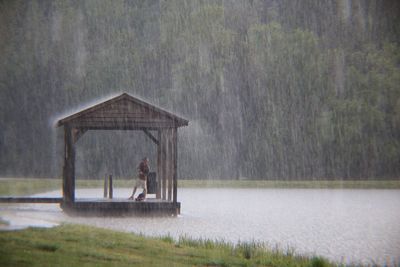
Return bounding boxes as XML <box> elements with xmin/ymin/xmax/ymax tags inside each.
<box><xmin>57</xmin><ymin>93</ymin><xmax>189</xmax><ymax>129</ymax></box>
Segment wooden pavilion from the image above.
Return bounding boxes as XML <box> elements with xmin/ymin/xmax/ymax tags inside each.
<box><xmin>56</xmin><ymin>93</ymin><xmax>188</xmax><ymax>216</ymax></box>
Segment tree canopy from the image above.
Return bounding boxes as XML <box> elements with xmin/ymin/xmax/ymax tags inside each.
<box><xmin>0</xmin><ymin>0</ymin><xmax>399</xmax><ymax>179</ymax></box>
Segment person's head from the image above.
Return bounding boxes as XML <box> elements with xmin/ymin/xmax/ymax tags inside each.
<box><xmin>142</xmin><ymin>157</ymin><xmax>149</xmax><ymax>164</ymax></box>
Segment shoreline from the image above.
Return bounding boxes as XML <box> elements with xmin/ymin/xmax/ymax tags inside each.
<box><xmin>0</xmin><ymin>182</ymin><xmax>398</xmax><ymax>266</ymax></box>
<box><xmin>0</xmin><ymin>224</ymin><xmax>339</xmax><ymax>267</ymax></box>
<box><xmin>0</xmin><ymin>178</ymin><xmax>399</xmax><ymax>197</ymax></box>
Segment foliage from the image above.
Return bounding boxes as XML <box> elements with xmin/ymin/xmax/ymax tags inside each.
<box><xmin>0</xmin><ymin>0</ymin><xmax>399</xmax><ymax>179</ymax></box>
<box><xmin>322</xmin><ymin>43</ymin><xmax>400</xmax><ymax>178</ymax></box>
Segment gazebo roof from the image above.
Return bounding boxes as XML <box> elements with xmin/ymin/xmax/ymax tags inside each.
<box><xmin>57</xmin><ymin>93</ymin><xmax>188</xmax><ymax>130</ymax></box>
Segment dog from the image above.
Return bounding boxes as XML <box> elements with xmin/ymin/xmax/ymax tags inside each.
<box><xmin>135</xmin><ymin>193</ymin><xmax>146</xmax><ymax>201</ymax></box>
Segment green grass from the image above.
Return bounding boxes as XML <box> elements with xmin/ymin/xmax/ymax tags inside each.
<box><xmin>0</xmin><ymin>178</ymin><xmax>61</xmax><ymax>196</ymax></box>
<box><xmin>0</xmin><ymin>178</ymin><xmax>131</xmax><ymax>196</ymax></box>
<box><xmin>0</xmin><ymin>224</ymin><xmax>336</xmax><ymax>267</ymax></box>
<box><xmin>0</xmin><ymin>178</ymin><xmax>399</xmax><ymax>197</ymax></box>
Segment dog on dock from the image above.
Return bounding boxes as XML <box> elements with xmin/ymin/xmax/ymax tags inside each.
<box><xmin>135</xmin><ymin>193</ymin><xmax>146</xmax><ymax>201</ymax></box>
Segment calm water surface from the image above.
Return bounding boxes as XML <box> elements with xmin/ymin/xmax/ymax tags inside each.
<box><xmin>1</xmin><ymin>188</ymin><xmax>399</xmax><ymax>266</ymax></box>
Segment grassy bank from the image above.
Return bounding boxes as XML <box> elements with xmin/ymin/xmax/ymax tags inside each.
<box><xmin>0</xmin><ymin>224</ymin><xmax>334</xmax><ymax>267</ymax></box>
<box><xmin>0</xmin><ymin>178</ymin><xmax>399</xmax><ymax>196</ymax></box>
<box><xmin>0</xmin><ymin>178</ymin><xmax>61</xmax><ymax>196</ymax></box>
<box><xmin>179</xmin><ymin>179</ymin><xmax>400</xmax><ymax>189</ymax></box>
<box><xmin>0</xmin><ymin>178</ymin><xmax>129</xmax><ymax>196</ymax></box>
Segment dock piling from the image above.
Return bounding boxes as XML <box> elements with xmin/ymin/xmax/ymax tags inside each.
<box><xmin>104</xmin><ymin>175</ymin><xmax>108</xmax><ymax>198</ymax></box>
<box><xmin>109</xmin><ymin>175</ymin><xmax>113</xmax><ymax>199</ymax></box>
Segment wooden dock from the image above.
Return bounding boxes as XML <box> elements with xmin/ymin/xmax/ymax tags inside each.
<box><xmin>0</xmin><ymin>197</ymin><xmax>62</xmax><ymax>204</ymax></box>
<box><xmin>61</xmin><ymin>199</ymin><xmax>181</xmax><ymax>216</ymax></box>
<box><xmin>53</xmin><ymin>93</ymin><xmax>188</xmax><ymax>217</ymax></box>
<box><xmin>0</xmin><ymin>93</ymin><xmax>188</xmax><ymax>217</ymax></box>
<box><xmin>0</xmin><ymin>197</ymin><xmax>180</xmax><ymax>216</ymax></box>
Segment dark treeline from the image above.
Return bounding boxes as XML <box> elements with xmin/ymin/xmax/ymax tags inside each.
<box><xmin>0</xmin><ymin>0</ymin><xmax>399</xmax><ymax>180</ymax></box>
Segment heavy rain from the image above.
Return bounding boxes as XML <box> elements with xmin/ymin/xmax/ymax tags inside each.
<box><xmin>0</xmin><ymin>1</ymin><xmax>399</xmax><ymax>266</ymax></box>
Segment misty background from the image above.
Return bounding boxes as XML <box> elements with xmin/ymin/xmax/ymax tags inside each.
<box><xmin>0</xmin><ymin>0</ymin><xmax>399</xmax><ymax>180</ymax></box>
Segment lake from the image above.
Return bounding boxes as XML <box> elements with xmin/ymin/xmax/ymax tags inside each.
<box><xmin>1</xmin><ymin>188</ymin><xmax>399</xmax><ymax>266</ymax></box>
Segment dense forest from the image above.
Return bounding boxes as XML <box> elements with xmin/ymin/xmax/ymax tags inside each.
<box><xmin>0</xmin><ymin>0</ymin><xmax>399</xmax><ymax>180</ymax></box>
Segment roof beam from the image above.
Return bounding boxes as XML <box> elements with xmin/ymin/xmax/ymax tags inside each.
<box><xmin>143</xmin><ymin>129</ymin><xmax>159</xmax><ymax>145</ymax></box>
<box><xmin>72</xmin><ymin>128</ymin><xmax>87</xmax><ymax>144</ymax></box>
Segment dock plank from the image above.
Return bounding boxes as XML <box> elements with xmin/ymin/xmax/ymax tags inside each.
<box><xmin>0</xmin><ymin>197</ymin><xmax>63</xmax><ymax>203</ymax></box>
<box><xmin>0</xmin><ymin>197</ymin><xmax>180</xmax><ymax>216</ymax></box>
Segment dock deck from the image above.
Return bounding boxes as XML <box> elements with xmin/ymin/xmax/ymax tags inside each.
<box><xmin>0</xmin><ymin>197</ymin><xmax>62</xmax><ymax>204</ymax></box>
<box><xmin>61</xmin><ymin>198</ymin><xmax>180</xmax><ymax>216</ymax></box>
<box><xmin>0</xmin><ymin>197</ymin><xmax>180</xmax><ymax>216</ymax></box>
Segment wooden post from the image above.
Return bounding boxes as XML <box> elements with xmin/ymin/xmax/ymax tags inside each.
<box><xmin>109</xmin><ymin>174</ymin><xmax>113</xmax><ymax>199</ymax></box>
<box><xmin>167</xmin><ymin>129</ymin><xmax>173</xmax><ymax>202</ymax></box>
<box><xmin>104</xmin><ymin>175</ymin><xmax>108</xmax><ymax>198</ymax></box>
<box><xmin>63</xmin><ymin>125</ymin><xmax>75</xmax><ymax>203</ymax></box>
<box><xmin>161</xmin><ymin>130</ymin><xmax>167</xmax><ymax>200</ymax></box>
<box><xmin>156</xmin><ymin>130</ymin><xmax>161</xmax><ymax>199</ymax></box>
<box><xmin>72</xmin><ymin>128</ymin><xmax>87</xmax><ymax>143</ymax></box>
<box><xmin>173</xmin><ymin>128</ymin><xmax>178</xmax><ymax>204</ymax></box>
